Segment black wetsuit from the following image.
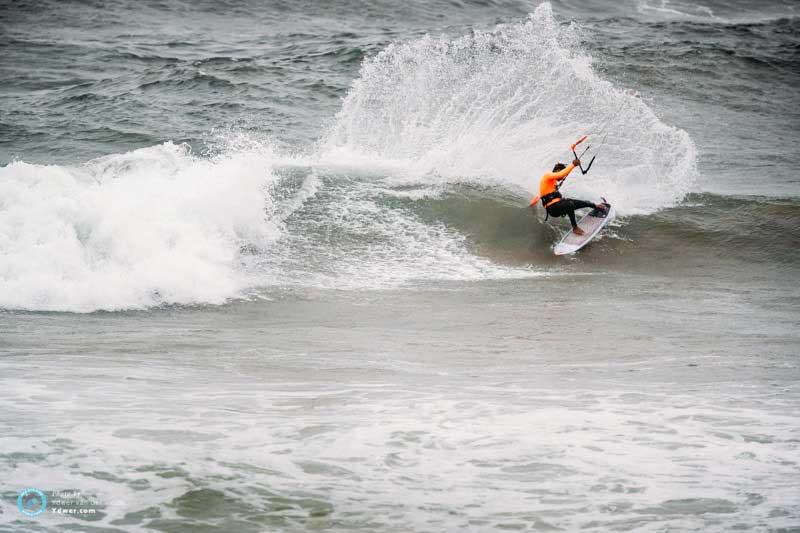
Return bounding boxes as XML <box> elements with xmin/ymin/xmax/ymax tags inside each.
<box><xmin>546</xmin><ymin>198</ymin><xmax>597</xmax><ymax>228</ymax></box>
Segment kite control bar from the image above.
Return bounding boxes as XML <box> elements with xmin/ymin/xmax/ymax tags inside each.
<box><xmin>571</xmin><ymin>135</ymin><xmax>595</xmax><ymax>175</ymax></box>
<box><xmin>570</xmin><ymin>135</ymin><xmax>587</xmax><ymax>151</ymax></box>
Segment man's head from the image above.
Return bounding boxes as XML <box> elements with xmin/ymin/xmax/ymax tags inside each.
<box><xmin>552</xmin><ymin>162</ymin><xmax>566</xmax><ymax>172</ymax></box>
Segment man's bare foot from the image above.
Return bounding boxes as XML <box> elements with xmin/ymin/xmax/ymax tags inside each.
<box><xmin>572</xmin><ymin>226</ymin><xmax>586</xmax><ymax>236</ymax></box>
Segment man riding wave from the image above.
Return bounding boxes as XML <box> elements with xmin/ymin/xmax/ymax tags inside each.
<box><xmin>538</xmin><ymin>158</ymin><xmax>607</xmax><ymax>235</ymax></box>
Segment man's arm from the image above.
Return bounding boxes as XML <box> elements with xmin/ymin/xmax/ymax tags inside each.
<box><xmin>553</xmin><ymin>159</ymin><xmax>581</xmax><ymax>181</ymax></box>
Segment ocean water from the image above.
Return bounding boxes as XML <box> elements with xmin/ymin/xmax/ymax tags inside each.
<box><xmin>1</xmin><ymin>0</ymin><xmax>799</xmax><ymax>531</ymax></box>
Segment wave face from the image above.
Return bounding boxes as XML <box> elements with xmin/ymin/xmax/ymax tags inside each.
<box><xmin>323</xmin><ymin>3</ymin><xmax>697</xmax><ymax>215</ymax></box>
<box><xmin>0</xmin><ymin>142</ymin><xmax>282</xmax><ymax>312</ymax></box>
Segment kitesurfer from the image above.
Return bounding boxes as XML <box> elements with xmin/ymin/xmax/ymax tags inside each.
<box><xmin>538</xmin><ymin>158</ymin><xmax>607</xmax><ymax>235</ymax></box>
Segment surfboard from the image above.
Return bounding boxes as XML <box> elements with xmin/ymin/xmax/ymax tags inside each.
<box><xmin>553</xmin><ymin>204</ymin><xmax>615</xmax><ymax>256</ymax></box>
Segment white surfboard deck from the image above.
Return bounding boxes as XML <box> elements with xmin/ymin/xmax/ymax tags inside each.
<box><xmin>553</xmin><ymin>204</ymin><xmax>615</xmax><ymax>256</ymax></box>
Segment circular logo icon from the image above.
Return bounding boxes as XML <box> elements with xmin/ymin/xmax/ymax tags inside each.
<box><xmin>17</xmin><ymin>488</ymin><xmax>47</xmax><ymax>517</ymax></box>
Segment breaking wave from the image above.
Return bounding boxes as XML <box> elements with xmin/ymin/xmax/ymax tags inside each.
<box><xmin>0</xmin><ymin>141</ymin><xmax>283</xmax><ymax>312</ymax></box>
<box><xmin>0</xmin><ymin>4</ymin><xmax>701</xmax><ymax>312</ymax></box>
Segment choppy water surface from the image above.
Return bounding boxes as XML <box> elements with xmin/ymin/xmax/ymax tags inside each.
<box><xmin>1</xmin><ymin>0</ymin><xmax>798</xmax><ymax>531</ymax></box>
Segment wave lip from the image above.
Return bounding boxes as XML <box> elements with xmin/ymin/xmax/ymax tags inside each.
<box><xmin>322</xmin><ymin>2</ymin><xmax>697</xmax><ymax>216</ymax></box>
<box><xmin>0</xmin><ymin>142</ymin><xmax>281</xmax><ymax>312</ymax></box>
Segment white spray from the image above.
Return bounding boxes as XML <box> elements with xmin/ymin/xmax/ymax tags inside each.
<box><xmin>323</xmin><ymin>3</ymin><xmax>697</xmax><ymax>214</ymax></box>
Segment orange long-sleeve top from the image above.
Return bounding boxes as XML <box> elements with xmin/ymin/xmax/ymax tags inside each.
<box><xmin>538</xmin><ymin>163</ymin><xmax>576</xmax><ymax>207</ymax></box>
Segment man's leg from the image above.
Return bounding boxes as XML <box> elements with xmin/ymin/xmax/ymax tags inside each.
<box><xmin>547</xmin><ymin>201</ymin><xmax>581</xmax><ymax>229</ymax></box>
<box><xmin>548</xmin><ymin>199</ymin><xmax>604</xmax><ymax>234</ymax></box>
<box><xmin>566</xmin><ymin>207</ymin><xmax>578</xmax><ymax>228</ymax></box>
<box><xmin>566</xmin><ymin>199</ymin><xmax>598</xmax><ymax>211</ymax></box>
<box><xmin>560</xmin><ymin>199</ymin><xmax>599</xmax><ymax>235</ymax></box>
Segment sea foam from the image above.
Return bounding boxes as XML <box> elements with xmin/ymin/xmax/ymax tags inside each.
<box><xmin>0</xmin><ymin>142</ymin><xmax>281</xmax><ymax>312</ymax></box>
